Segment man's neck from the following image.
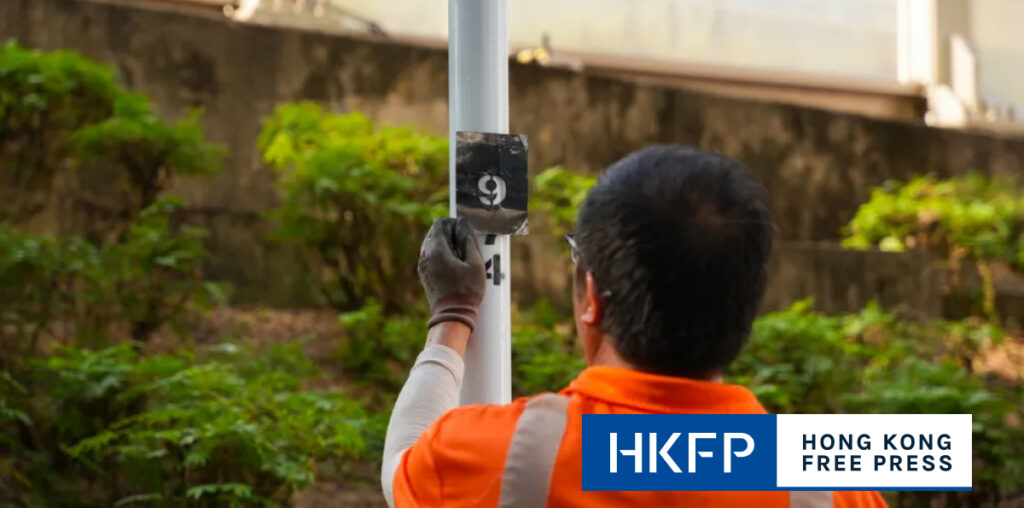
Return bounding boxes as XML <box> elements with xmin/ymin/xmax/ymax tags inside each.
<box><xmin>589</xmin><ymin>337</ymin><xmax>634</xmax><ymax>369</ymax></box>
<box><xmin>589</xmin><ymin>337</ymin><xmax>723</xmax><ymax>383</ymax></box>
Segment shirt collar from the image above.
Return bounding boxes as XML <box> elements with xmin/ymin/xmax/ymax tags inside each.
<box><xmin>562</xmin><ymin>365</ymin><xmax>767</xmax><ymax>414</ymax></box>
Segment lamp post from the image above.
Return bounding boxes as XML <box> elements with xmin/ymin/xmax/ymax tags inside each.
<box><xmin>448</xmin><ymin>0</ymin><xmax>512</xmax><ymax>405</ymax></box>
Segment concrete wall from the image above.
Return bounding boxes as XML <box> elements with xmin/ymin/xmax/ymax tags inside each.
<box><xmin>515</xmin><ymin>237</ymin><xmax>943</xmax><ymax>319</ymax></box>
<box><xmin>763</xmin><ymin>243</ymin><xmax>941</xmax><ymax>318</ymax></box>
<box><xmin>3</xmin><ymin>0</ymin><xmax>1023</xmax><ymax>311</ymax></box>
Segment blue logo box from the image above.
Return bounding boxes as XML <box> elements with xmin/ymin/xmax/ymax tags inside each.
<box><xmin>581</xmin><ymin>414</ymin><xmax>778</xmax><ymax>491</ymax></box>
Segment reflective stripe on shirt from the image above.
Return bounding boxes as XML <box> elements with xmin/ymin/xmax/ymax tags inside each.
<box><xmin>498</xmin><ymin>393</ymin><xmax>833</xmax><ymax>508</ymax></box>
<box><xmin>499</xmin><ymin>393</ymin><xmax>570</xmax><ymax>507</ymax></box>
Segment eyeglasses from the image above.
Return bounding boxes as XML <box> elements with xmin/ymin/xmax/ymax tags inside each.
<box><xmin>564</xmin><ymin>233</ymin><xmax>613</xmax><ymax>300</ymax></box>
<box><xmin>565</xmin><ymin>233</ymin><xmax>581</xmax><ymax>266</ymax></box>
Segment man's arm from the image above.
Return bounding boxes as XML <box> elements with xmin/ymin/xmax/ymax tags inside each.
<box><xmin>380</xmin><ymin>323</ymin><xmax>468</xmax><ymax>507</ymax></box>
<box><xmin>380</xmin><ymin>218</ymin><xmax>484</xmax><ymax>507</ymax></box>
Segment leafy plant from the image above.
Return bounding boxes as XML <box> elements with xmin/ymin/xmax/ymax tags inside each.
<box><xmin>102</xmin><ymin>197</ymin><xmax>225</xmax><ymax>342</ymax></box>
<box><xmin>0</xmin><ymin>198</ymin><xmax>223</xmax><ymax>375</ymax></box>
<box><xmin>511</xmin><ymin>300</ymin><xmax>585</xmax><ymax>397</ymax></box>
<box><xmin>337</xmin><ymin>299</ymin><xmax>585</xmax><ymax>402</ymax></box>
<box><xmin>1</xmin><ymin>41</ymin><xmax>223</xmax><ymax>238</ymax></box>
<box><xmin>259</xmin><ymin>103</ymin><xmax>447</xmax><ymax>311</ymax></box>
<box><xmin>532</xmin><ymin>166</ymin><xmax>596</xmax><ymax>235</ymax></box>
<box><xmin>72</xmin><ymin>92</ymin><xmax>225</xmax><ymax>230</ymax></box>
<box><xmin>339</xmin><ymin>294</ymin><xmax>1022</xmax><ymax>504</ymax></box>
<box><xmin>0</xmin><ymin>369</ymin><xmax>39</xmax><ymax>503</ymax></box>
<box><xmin>337</xmin><ymin>299</ymin><xmax>429</xmax><ymax>400</ymax></box>
<box><xmin>0</xmin><ymin>224</ymin><xmax>96</xmax><ymax>370</ymax></box>
<box><xmin>258</xmin><ymin>104</ymin><xmax>600</xmax><ymax>310</ymax></box>
<box><xmin>729</xmin><ymin>301</ymin><xmax>1022</xmax><ymax>503</ymax></box>
<box><xmin>0</xmin><ymin>40</ymin><xmax>119</xmax><ymax>223</ymax></box>
<box><xmin>843</xmin><ymin>174</ymin><xmax>1024</xmax><ymax>318</ymax></box>
<box><xmin>0</xmin><ymin>371</ymin><xmax>29</xmax><ymax>432</ymax></box>
<box><xmin>9</xmin><ymin>342</ymin><xmax>383</xmax><ymax>507</ymax></box>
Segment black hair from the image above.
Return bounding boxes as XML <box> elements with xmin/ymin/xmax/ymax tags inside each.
<box><xmin>575</xmin><ymin>145</ymin><xmax>773</xmax><ymax>379</ymax></box>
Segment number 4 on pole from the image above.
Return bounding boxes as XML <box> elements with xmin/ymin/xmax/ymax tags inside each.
<box><xmin>484</xmin><ymin>252</ymin><xmax>503</xmax><ymax>286</ymax></box>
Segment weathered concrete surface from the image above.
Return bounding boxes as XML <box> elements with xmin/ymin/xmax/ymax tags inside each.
<box><xmin>515</xmin><ymin>236</ymin><xmax>944</xmax><ymax>319</ymax></box>
<box><xmin>763</xmin><ymin>242</ymin><xmax>942</xmax><ymax>318</ymax></box>
<box><xmin>3</xmin><ymin>0</ymin><xmax>1023</xmax><ymax>309</ymax></box>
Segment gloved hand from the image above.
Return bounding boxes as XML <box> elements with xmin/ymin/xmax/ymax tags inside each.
<box><xmin>418</xmin><ymin>217</ymin><xmax>486</xmax><ymax>331</ymax></box>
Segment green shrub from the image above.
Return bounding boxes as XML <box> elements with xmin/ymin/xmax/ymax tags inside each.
<box><xmin>0</xmin><ymin>44</ymin><xmax>225</xmax><ymax>357</ymax></box>
<box><xmin>0</xmin><ymin>42</ymin><xmax>223</xmax><ymax>235</ymax></box>
<box><xmin>0</xmin><ymin>372</ymin><xmax>32</xmax><ymax>502</ymax></box>
<box><xmin>0</xmin><ymin>224</ymin><xmax>96</xmax><ymax>370</ymax></box>
<box><xmin>730</xmin><ymin>301</ymin><xmax>1022</xmax><ymax>503</ymax></box>
<box><xmin>0</xmin><ymin>371</ymin><xmax>29</xmax><ymax>432</ymax></box>
<box><xmin>102</xmin><ymin>198</ymin><xmax>225</xmax><ymax>342</ymax></box>
<box><xmin>511</xmin><ymin>300</ymin><xmax>585</xmax><ymax>397</ymax></box>
<box><xmin>532</xmin><ymin>166</ymin><xmax>596</xmax><ymax>235</ymax></box>
<box><xmin>0</xmin><ymin>197</ymin><xmax>226</xmax><ymax>500</ymax></box>
<box><xmin>257</xmin><ymin>104</ymin><xmax>599</xmax><ymax>311</ymax></box>
<box><xmin>0</xmin><ymin>41</ymin><xmax>224</xmax><ymax>360</ymax></box>
<box><xmin>259</xmin><ymin>103</ymin><xmax>447</xmax><ymax>311</ymax></box>
<box><xmin>730</xmin><ymin>301</ymin><xmax>897</xmax><ymax>413</ymax></box>
<box><xmin>72</xmin><ymin>92</ymin><xmax>225</xmax><ymax>225</ymax></box>
<box><xmin>5</xmin><ymin>342</ymin><xmax>382</xmax><ymax>507</ymax></box>
<box><xmin>337</xmin><ymin>299</ymin><xmax>585</xmax><ymax>402</ymax></box>
<box><xmin>0</xmin><ymin>41</ymin><xmax>119</xmax><ymax>223</ymax></box>
<box><xmin>339</xmin><ymin>295</ymin><xmax>1022</xmax><ymax>504</ymax></box>
<box><xmin>0</xmin><ymin>198</ymin><xmax>223</xmax><ymax>373</ymax></box>
<box><xmin>844</xmin><ymin>174</ymin><xmax>1024</xmax><ymax>263</ymax></box>
<box><xmin>843</xmin><ymin>174</ymin><xmax>1024</xmax><ymax>317</ymax></box>
<box><xmin>338</xmin><ymin>299</ymin><xmax>429</xmax><ymax>400</ymax></box>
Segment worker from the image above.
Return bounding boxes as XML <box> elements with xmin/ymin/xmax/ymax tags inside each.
<box><xmin>380</xmin><ymin>145</ymin><xmax>889</xmax><ymax>508</ymax></box>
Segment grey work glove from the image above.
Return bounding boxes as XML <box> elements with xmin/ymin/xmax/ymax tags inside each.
<box><xmin>418</xmin><ymin>217</ymin><xmax>486</xmax><ymax>331</ymax></box>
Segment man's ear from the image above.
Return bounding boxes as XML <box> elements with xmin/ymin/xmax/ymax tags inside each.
<box><xmin>579</xmin><ymin>271</ymin><xmax>603</xmax><ymax>326</ymax></box>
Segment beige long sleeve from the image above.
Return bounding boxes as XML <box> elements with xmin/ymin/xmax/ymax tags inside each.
<box><xmin>380</xmin><ymin>344</ymin><xmax>464</xmax><ymax>508</ymax></box>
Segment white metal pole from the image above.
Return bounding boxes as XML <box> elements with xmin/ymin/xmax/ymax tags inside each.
<box><xmin>448</xmin><ymin>0</ymin><xmax>512</xmax><ymax>405</ymax></box>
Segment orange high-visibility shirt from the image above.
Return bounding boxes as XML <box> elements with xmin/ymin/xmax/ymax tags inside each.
<box><xmin>392</xmin><ymin>366</ymin><xmax>889</xmax><ymax>508</ymax></box>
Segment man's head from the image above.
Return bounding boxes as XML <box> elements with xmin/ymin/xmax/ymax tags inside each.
<box><xmin>571</xmin><ymin>145</ymin><xmax>773</xmax><ymax>380</ymax></box>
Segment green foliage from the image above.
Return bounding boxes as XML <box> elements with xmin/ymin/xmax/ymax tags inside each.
<box><xmin>731</xmin><ymin>300</ymin><xmax>890</xmax><ymax>413</ymax></box>
<box><xmin>0</xmin><ymin>43</ymin><xmax>224</xmax><ymax>358</ymax></box>
<box><xmin>844</xmin><ymin>174</ymin><xmax>1024</xmax><ymax>317</ymax></box>
<box><xmin>6</xmin><ymin>342</ymin><xmax>382</xmax><ymax>507</ymax></box>
<box><xmin>532</xmin><ymin>166</ymin><xmax>596</xmax><ymax>235</ymax></box>
<box><xmin>511</xmin><ymin>300</ymin><xmax>585</xmax><ymax>397</ymax></box>
<box><xmin>0</xmin><ymin>41</ymin><xmax>120</xmax><ymax>222</ymax></box>
<box><xmin>336</xmin><ymin>294</ymin><xmax>1022</xmax><ymax>504</ymax></box>
<box><xmin>337</xmin><ymin>299</ymin><xmax>429</xmax><ymax>399</ymax></box>
<box><xmin>337</xmin><ymin>299</ymin><xmax>585</xmax><ymax>401</ymax></box>
<box><xmin>0</xmin><ymin>41</ymin><xmax>118</xmax><ymax>123</ymax></box>
<box><xmin>2</xmin><ymin>60</ymin><xmax>1019</xmax><ymax>507</ymax></box>
<box><xmin>73</xmin><ymin>92</ymin><xmax>226</xmax><ymax>215</ymax></box>
<box><xmin>0</xmin><ymin>41</ymin><xmax>223</xmax><ymax>238</ymax></box>
<box><xmin>256</xmin><ymin>102</ymin><xmax>598</xmax><ymax>314</ymax></box>
<box><xmin>0</xmin><ymin>198</ymin><xmax>223</xmax><ymax>372</ymax></box>
<box><xmin>0</xmin><ymin>224</ymin><xmax>93</xmax><ymax>370</ymax></box>
<box><xmin>103</xmin><ymin>197</ymin><xmax>225</xmax><ymax>341</ymax></box>
<box><xmin>0</xmin><ymin>370</ymin><xmax>30</xmax><ymax>436</ymax></box>
<box><xmin>844</xmin><ymin>174</ymin><xmax>1024</xmax><ymax>263</ymax></box>
<box><xmin>730</xmin><ymin>301</ymin><xmax>1022</xmax><ymax>500</ymax></box>
<box><xmin>259</xmin><ymin>103</ymin><xmax>447</xmax><ymax>311</ymax></box>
